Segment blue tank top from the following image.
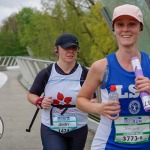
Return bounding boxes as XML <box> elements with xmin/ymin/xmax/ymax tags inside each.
<box><xmin>91</xmin><ymin>52</ymin><xmax>150</xmax><ymax>150</ymax></box>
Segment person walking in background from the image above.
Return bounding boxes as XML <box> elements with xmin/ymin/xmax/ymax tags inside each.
<box><xmin>76</xmin><ymin>4</ymin><xmax>150</xmax><ymax>150</ymax></box>
<box><xmin>27</xmin><ymin>33</ymin><xmax>93</xmax><ymax>150</ymax></box>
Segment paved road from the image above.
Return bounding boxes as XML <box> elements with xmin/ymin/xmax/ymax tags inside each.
<box><xmin>0</xmin><ymin>68</ymin><xmax>95</xmax><ymax>150</ymax></box>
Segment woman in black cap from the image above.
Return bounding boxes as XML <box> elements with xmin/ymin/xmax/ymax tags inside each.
<box><xmin>27</xmin><ymin>33</ymin><xmax>96</xmax><ymax>150</ymax></box>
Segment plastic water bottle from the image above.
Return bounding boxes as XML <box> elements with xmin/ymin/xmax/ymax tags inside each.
<box><xmin>131</xmin><ymin>56</ymin><xmax>150</xmax><ymax>112</ymax></box>
<box><xmin>109</xmin><ymin>85</ymin><xmax>119</xmax><ymax>117</ymax></box>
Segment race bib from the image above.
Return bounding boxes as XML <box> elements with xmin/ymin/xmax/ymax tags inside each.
<box><xmin>50</xmin><ymin>116</ymin><xmax>77</xmax><ymax>134</ymax></box>
<box><xmin>114</xmin><ymin>116</ymin><xmax>150</xmax><ymax>144</ymax></box>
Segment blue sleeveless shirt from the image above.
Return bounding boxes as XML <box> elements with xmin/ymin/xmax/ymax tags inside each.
<box><xmin>91</xmin><ymin>52</ymin><xmax>150</xmax><ymax>150</ymax></box>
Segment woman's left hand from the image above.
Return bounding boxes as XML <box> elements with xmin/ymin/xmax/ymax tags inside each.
<box><xmin>135</xmin><ymin>76</ymin><xmax>150</xmax><ymax>94</ymax></box>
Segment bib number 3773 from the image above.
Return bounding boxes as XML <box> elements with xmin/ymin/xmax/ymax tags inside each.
<box><xmin>114</xmin><ymin>116</ymin><xmax>150</xmax><ymax>144</ymax></box>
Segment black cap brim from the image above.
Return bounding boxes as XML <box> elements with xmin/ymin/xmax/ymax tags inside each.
<box><xmin>61</xmin><ymin>43</ymin><xmax>79</xmax><ymax>49</ymax></box>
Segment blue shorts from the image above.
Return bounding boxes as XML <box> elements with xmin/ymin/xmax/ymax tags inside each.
<box><xmin>41</xmin><ymin>123</ymin><xmax>88</xmax><ymax>150</ymax></box>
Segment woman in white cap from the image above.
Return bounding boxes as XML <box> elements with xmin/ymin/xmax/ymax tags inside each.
<box><xmin>76</xmin><ymin>4</ymin><xmax>150</xmax><ymax>150</ymax></box>
<box><xmin>27</xmin><ymin>33</ymin><xmax>96</xmax><ymax>150</ymax></box>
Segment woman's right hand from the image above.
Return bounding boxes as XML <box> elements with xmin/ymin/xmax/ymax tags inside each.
<box><xmin>41</xmin><ymin>96</ymin><xmax>53</xmax><ymax>109</ymax></box>
<box><xmin>97</xmin><ymin>101</ymin><xmax>121</xmax><ymax>120</ymax></box>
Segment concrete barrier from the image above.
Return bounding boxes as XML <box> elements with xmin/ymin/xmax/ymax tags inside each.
<box><xmin>0</xmin><ymin>65</ymin><xmax>7</xmax><ymax>71</ymax></box>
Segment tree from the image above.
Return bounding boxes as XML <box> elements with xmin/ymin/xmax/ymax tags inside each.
<box><xmin>0</xmin><ymin>14</ymin><xmax>27</xmax><ymax>56</ymax></box>
<box><xmin>0</xmin><ymin>0</ymin><xmax>118</xmax><ymax>66</ymax></box>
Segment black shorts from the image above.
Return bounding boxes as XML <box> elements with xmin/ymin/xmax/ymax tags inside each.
<box><xmin>41</xmin><ymin>123</ymin><xmax>88</xmax><ymax>150</ymax></box>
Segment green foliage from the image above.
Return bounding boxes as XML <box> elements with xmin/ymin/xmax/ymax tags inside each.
<box><xmin>0</xmin><ymin>14</ymin><xmax>27</xmax><ymax>56</ymax></box>
<box><xmin>0</xmin><ymin>30</ymin><xmax>26</xmax><ymax>56</ymax></box>
<box><xmin>0</xmin><ymin>0</ymin><xmax>118</xmax><ymax>66</ymax></box>
<box><xmin>73</xmin><ymin>1</ymin><xmax>117</xmax><ymax>65</ymax></box>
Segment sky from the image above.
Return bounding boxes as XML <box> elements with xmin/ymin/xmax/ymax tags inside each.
<box><xmin>0</xmin><ymin>0</ymin><xmax>42</xmax><ymax>26</ymax></box>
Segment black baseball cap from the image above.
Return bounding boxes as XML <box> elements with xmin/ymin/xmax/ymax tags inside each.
<box><xmin>55</xmin><ymin>33</ymin><xmax>79</xmax><ymax>49</ymax></box>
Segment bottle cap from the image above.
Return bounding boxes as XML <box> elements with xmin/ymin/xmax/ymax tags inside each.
<box><xmin>110</xmin><ymin>85</ymin><xmax>116</xmax><ymax>91</ymax></box>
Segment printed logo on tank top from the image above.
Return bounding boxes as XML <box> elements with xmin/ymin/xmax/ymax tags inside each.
<box><xmin>128</xmin><ymin>100</ymin><xmax>140</xmax><ymax>114</ymax></box>
<box><xmin>117</xmin><ymin>84</ymin><xmax>139</xmax><ymax>99</ymax></box>
<box><xmin>116</xmin><ymin>84</ymin><xmax>141</xmax><ymax>115</ymax></box>
<box><xmin>53</xmin><ymin>92</ymin><xmax>72</xmax><ymax>109</ymax></box>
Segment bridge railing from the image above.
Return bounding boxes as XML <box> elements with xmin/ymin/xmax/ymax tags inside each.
<box><xmin>0</xmin><ymin>56</ymin><xmax>17</xmax><ymax>66</ymax></box>
<box><xmin>16</xmin><ymin>57</ymin><xmax>54</xmax><ymax>89</ymax></box>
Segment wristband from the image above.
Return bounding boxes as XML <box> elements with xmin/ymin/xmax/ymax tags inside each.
<box><xmin>35</xmin><ymin>97</ymin><xmax>44</xmax><ymax>109</ymax></box>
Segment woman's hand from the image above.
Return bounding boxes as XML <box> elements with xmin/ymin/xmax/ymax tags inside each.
<box><xmin>135</xmin><ymin>76</ymin><xmax>150</xmax><ymax>94</ymax></box>
<box><xmin>96</xmin><ymin>101</ymin><xmax>121</xmax><ymax>120</ymax></box>
<box><xmin>41</xmin><ymin>96</ymin><xmax>53</xmax><ymax>109</ymax></box>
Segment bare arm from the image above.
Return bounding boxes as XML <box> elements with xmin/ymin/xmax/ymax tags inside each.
<box><xmin>76</xmin><ymin>60</ymin><xmax>102</xmax><ymax>112</ymax></box>
<box><xmin>27</xmin><ymin>92</ymin><xmax>53</xmax><ymax>109</ymax></box>
<box><xmin>76</xmin><ymin>59</ymin><xmax>120</xmax><ymax>120</ymax></box>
